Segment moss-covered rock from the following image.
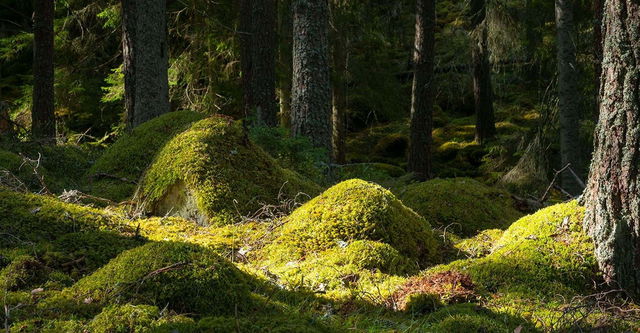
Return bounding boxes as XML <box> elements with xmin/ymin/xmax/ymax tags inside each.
<box><xmin>59</xmin><ymin>241</ymin><xmax>250</xmax><ymax>315</ymax></box>
<box><xmin>454</xmin><ymin>229</ymin><xmax>504</xmax><ymax>258</ymax></box>
<box><xmin>268</xmin><ymin>179</ymin><xmax>437</xmax><ymax>265</ymax></box>
<box><xmin>398</xmin><ymin>178</ymin><xmax>522</xmax><ymax>237</ymax></box>
<box><xmin>334</xmin><ymin>163</ymin><xmax>406</xmax><ymax>184</ymax></box>
<box><xmin>87</xmin><ymin>111</ymin><xmax>205</xmax><ymax>201</ymax></box>
<box><xmin>0</xmin><ymin>255</ymin><xmax>46</xmax><ymax>291</ymax></box>
<box><xmin>138</xmin><ymin>115</ymin><xmax>320</xmax><ymax>226</ymax></box>
<box><xmin>88</xmin><ymin>304</ymin><xmax>159</xmax><ymax>333</ymax></box>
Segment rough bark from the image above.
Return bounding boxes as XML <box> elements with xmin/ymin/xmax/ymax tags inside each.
<box><xmin>291</xmin><ymin>0</ymin><xmax>333</xmax><ymax>158</ymax></box>
<box><xmin>278</xmin><ymin>0</ymin><xmax>293</xmax><ymax>128</ymax></box>
<box><xmin>593</xmin><ymin>0</ymin><xmax>603</xmax><ymax>118</ymax></box>
<box><xmin>251</xmin><ymin>0</ymin><xmax>279</xmax><ymax>126</ymax></box>
<box><xmin>408</xmin><ymin>0</ymin><xmax>436</xmax><ymax>181</ymax></box>
<box><xmin>331</xmin><ymin>32</ymin><xmax>348</xmax><ymax>164</ymax></box>
<box><xmin>32</xmin><ymin>0</ymin><xmax>55</xmax><ymax>140</ymax></box>
<box><xmin>239</xmin><ymin>0</ymin><xmax>253</xmax><ymax>118</ymax></box>
<box><xmin>470</xmin><ymin>0</ymin><xmax>496</xmax><ymax>145</ymax></box>
<box><xmin>122</xmin><ymin>0</ymin><xmax>170</xmax><ymax>129</ymax></box>
<box><xmin>583</xmin><ymin>0</ymin><xmax>640</xmax><ymax>299</ymax></box>
<box><xmin>555</xmin><ymin>0</ymin><xmax>583</xmax><ymax>195</ymax></box>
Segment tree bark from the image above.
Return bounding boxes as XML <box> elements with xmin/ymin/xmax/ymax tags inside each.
<box><xmin>593</xmin><ymin>0</ymin><xmax>603</xmax><ymax>118</ymax></box>
<box><xmin>239</xmin><ymin>0</ymin><xmax>253</xmax><ymax>118</ymax></box>
<box><xmin>330</xmin><ymin>1</ymin><xmax>348</xmax><ymax>165</ymax></box>
<box><xmin>291</xmin><ymin>0</ymin><xmax>333</xmax><ymax>158</ymax></box>
<box><xmin>278</xmin><ymin>0</ymin><xmax>293</xmax><ymax>128</ymax></box>
<box><xmin>470</xmin><ymin>0</ymin><xmax>496</xmax><ymax>145</ymax></box>
<box><xmin>32</xmin><ymin>0</ymin><xmax>55</xmax><ymax>140</ymax></box>
<box><xmin>583</xmin><ymin>0</ymin><xmax>640</xmax><ymax>299</ymax></box>
<box><xmin>555</xmin><ymin>0</ymin><xmax>583</xmax><ymax>195</ymax></box>
<box><xmin>251</xmin><ymin>0</ymin><xmax>279</xmax><ymax>127</ymax></box>
<box><xmin>408</xmin><ymin>0</ymin><xmax>436</xmax><ymax>181</ymax></box>
<box><xmin>122</xmin><ymin>0</ymin><xmax>170</xmax><ymax>129</ymax></box>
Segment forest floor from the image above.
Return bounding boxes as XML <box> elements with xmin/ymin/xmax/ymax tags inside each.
<box><xmin>1</xmin><ymin>105</ymin><xmax>638</xmax><ymax>332</ymax></box>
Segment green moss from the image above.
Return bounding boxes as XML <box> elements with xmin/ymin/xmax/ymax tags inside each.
<box><xmin>404</xmin><ymin>293</ymin><xmax>442</xmax><ymax>315</ymax></box>
<box><xmin>195</xmin><ymin>315</ymin><xmax>333</xmax><ymax>333</ymax></box>
<box><xmin>0</xmin><ymin>255</ymin><xmax>45</xmax><ymax>291</ymax></box>
<box><xmin>337</xmin><ymin>240</ymin><xmax>415</xmax><ymax>275</ymax></box>
<box><xmin>139</xmin><ymin>115</ymin><xmax>320</xmax><ymax>226</ymax></box>
<box><xmin>399</xmin><ymin>178</ymin><xmax>522</xmax><ymax>237</ymax></box>
<box><xmin>88</xmin><ymin>304</ymin><xmax>159</xmax><ymax>333</ymax></box>
<box><xmin>334</xmin><ymin>163</ymin><xmax>406</xmax><ymax>184</ymax></box>
<box><xmin>0</xmin><ymin>189</ymin><xmax>128</xmax><ymax>247</ymax></box>
<box><xmin>432</xmin><ymin>314</ymin><xmax>509</xmax><ymax>333</ymax></box>
<box><xmin>267</xmin><ymin>179</ymin><xmax>437</xmax><ymax>265</ymax></box>
<box><xmin>87</xmin><ymin>111</ymin><xmax>205</xmax><ymax>201</ymax></box>
<box><xmin>454</xmin><ymin>229</ymin><xmax>504</xmax><ymax>258</ymax></box>
<box><xmin>60</xmin><ymin>241</ymin><xmax>250</xmax><ymax>315</ymax></box>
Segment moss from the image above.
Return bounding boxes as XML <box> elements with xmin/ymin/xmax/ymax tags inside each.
<box><xmin>404</xmin><ymin>293</ymin><xmax>442</xmax><ymax>315</ymax></box>
<box><xmin>426</xmin><ymin>202</ymin><xmax>598</xmax><ymax>330</ymax></box>
<box><xmin>337</xmin><ymin>240</ymin><xmax>415</xmax><ymax>275</ymax></box>
<box><xmin>88</xmin><ymin>304</ymin><xmax>159</xmax><ymax>333</ymax></box>
<box><xmin>267</xmin><ymin>179</ymin><xmax>437</xmax><ymax>265</ymax></box>
<box><xmin>87</xmin><ymin>111</ymin><xmax>205</xmax><ymax>201</ymax></box>
<box><xmin>454</xmin><ymin>229</ymin><xmax>504</xmax><ymax>258</ymax></box>
<box><xmin>372</xmin><ymin>133</ymin><xmax>408</xmax><ymax>159</ymax></box>
<box><xmin>0</xmin><ymin>189</ymin><xmax>129</xmax><ymax>248</ymax></box>
<box><xmin>398</xmin><ymin>178</ymin><xmax>522</xmax><ymax>237</ymax></box>
<box><xmin>138</xmin><ymin>115</ymin><xmax>320</xmax><ymax>226</ymax></box>
<box><xmin>0</xmin><ymin>255</ymin><xmax>45</xmax><ymax>291</ymax></box>
<box><xmin>432</xmin><ymin>314</ymin><xmax>509</xmax><ymax>333</ymax></box>
<box><xmin>334</xmin><ymin>163</ymin><xmax>406</xmax><ymax>184</ymax></box>
<box><xmin>60</xmin><ymin>241</ymin><xmax>250</xmax><ymax>315</ymax></box>
<box><xmin>195</xmin><ymin>315</ymin><xmax>333</xmax><ymax>333</ymax></box>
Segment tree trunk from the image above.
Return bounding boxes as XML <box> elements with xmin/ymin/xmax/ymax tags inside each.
<box><xmin>408</xmin><ymin>0</ymin><xmax>436</xmax><ymax>181</ymax></box>
<box><xmin>331</xmin><ymin>34</ymin><xmax>348</xmax><ymax>165</ymax></box>
<box><xmin>291</xmin><ymin>0</ymin><xmax>333</xmax><ymax>158</ymax></box>
<box><xmin>583</xmin><ymin>0</ymin><xmax>640</xmax><ymax>299</ymax></box>
<box><xmin>239</xmin><ymin>0</ymin><xmax>253</xmax><ymax>118</ymax></box>
<box><xmin>251</xmin><ymin>0</ymin><xmax>279</xmax><ymax>127</ymax></box>
<box><xmin>593</xmin><ymin>0</ymin><xmax>603</xmax><ymax>118</ymax></box>
<box><xmin>278</xmin><ymin>0</ymin><xmax>293</xmax><ymax>128</ymax></box>
<box><xmin>32</xmin><ymin>0</ymin><xmax>55</xmax><ymax>140</ymax></box>
<box><xmin>555</xmin><ymin>0</ymin><xmax>583</xmax><ymax>195</ymax></box>
<box><xmin>470</xmin><ymin>0</ymin><xmax>496</xmax><ymax>145</ymax></box>
<box><xmin>122</xmin><ymin>0</ymin><xmax>170</xmax><ymax>129</ymax></box>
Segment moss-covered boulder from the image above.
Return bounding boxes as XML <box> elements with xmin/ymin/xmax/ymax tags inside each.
<box><xmin>138</xmin><ymin>115</ymin><xmax>320</xmax><ymax>226</ymax></box>
<box><xmin>57</xmin><ymin>241</ymin><xmax>250</xmax><ymax>315</ymax></box>
<box><xmin>268</xmin><ymin>179</ymin><xmax>437</xmax><ymax>265</ymax></box>
<box><xmin>434</xmin><ymin>201</ymin><xmax>596</xmax><ymax>295</ymax></box>
<box><xmin>87</xmin><ymin>111</ymin><xmax>205</xmax><ymax>201</ymax></box>
<box><xmin>398</xmin><ymin>178</ymin><xmax>522</xmax><ymax>236</ymax></box>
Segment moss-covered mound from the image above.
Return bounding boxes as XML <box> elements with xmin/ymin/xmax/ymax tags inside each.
<box><xmin>425</xmin><ymin>201</ymin><xmax>600</xmax><ymax>329</ymax></box>
<box><xmin>58</xmin><ymin>241</ymin><xmax>250</xmax><ymax>315</ymax></box>
<box><xmin>87</xmin><ymin>111</ymin><xmax>205</xmax><ymax>201</ymax></box>
<box><xmin>268</xmin><ymin>179</ymin><xmax>437</xmax><ymax>264</ymax></box>
<box><xmin>0</xmin><ymin>189</ymin><xmax>126</xmax><ymax>247</ymax></box>
<box><xmin>399</xmin><ymin>178</ymin><xmax>522</xmax><ymax>236</ymax></box>
<box><xmin>138</xmin><ymin>115</ymin><xmax>320</xmax><ymax>226</ymax></box>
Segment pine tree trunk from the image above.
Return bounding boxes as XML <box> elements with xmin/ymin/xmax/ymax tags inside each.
<box><xmin>278</xmin><ymin>0</ymin><xmax>293</xmax><ymax>128</ymax></box>
<box><xmin>555</xmin><ymin>0</ymin><xmax>583</xmax><ymax>195</ymax></box>
<box><xmin>239</xmin><ymin>0</ymin><xmax>253</xmax><ymax>118</ymax></box>
<box><xmin>122</xmin><ymin>0</ymin><xmax>170</xmax><ymax>129</ymax></box>
<box><xmin>583</xmin><ymin>0</ymin><xmax>640</xmax><ymax>299</ymax></box>
<box><xmin>32</xmin><ymin>0</ymin><xmax>55</xmax><ymax>140</ymax></box>
<box><xmin>408</xmin><ymin>0</ymin><xmax>436</xmax><ymax>181</ymax></box>
<box><xmin>291</xmin><ymin>0</ymin><xmax>332</xmax><ymax>158</ymax></box>
<box><xmin>331</xmin><ymin>33</ymin><xmax>348</xmax><ymax>164</ymax></box>
<box><xmin>251</xmin><ymin>0</ymin><xmax>278</xmax><ymax>127</ymax></box>
<box><xmin>470</xmin><ymin>0</ymin><xmax>495</xmax><ymax>145</ymax></box>
<box><xmin>593</xmin><ymin>0</ymin><xmax>603</xmax><ymax>118</ymax></box>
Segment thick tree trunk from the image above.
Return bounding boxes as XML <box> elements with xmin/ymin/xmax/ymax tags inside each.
<box><xmin>470</xmin><ymin>0</ymin><xmax>495</xmax><ymax>145</ymax></box>
<box><xmin>32</xmin><ymin>0</ymin><xmax>55</xmax><ymax>140</ymax></box>
<box><xmin>122</xmin><ymin>0</ymin><xmax>170</xmax><ymax>129</ymax></box>
<box><xmin>251</xmin><ymin>0</ymin><xmax>279</xmax><ymax>127</ymax></box>
<box><xmin>278</xmin><ymin>0</ymin><xmax>293</xmax><ymax>128</ymax></box>
<box><xmin>239</xmin><ymin>0</ymin><xmax>253</xmax><ymax>118</ymax></box>
<box><xmin>583</xmin><ymin>0</ymin><xmax>640</xmax><ymax>299</ymax></box>
<box><xmin>593</xmin><ymin>0</ymin><xmax>603</xmax><ymax>118</ymax></box>
<box><xmin>408</xmin><ymin>0</ymin><xmax>436</xmax><ymax>181</ymax></box>
<box><xmin>331</xmin><ymin>33</ymin><xmax>348</xmax><ymax>164</ymax></box>
<box><xmin>555</xmin><ymin>0</ymin><xmax>583</xmax><ymax>195</ymax></box>
<box><xmin>291</xmin><ymin>0</ymin><xmax>333</xmax><ymax>158</ymax></box>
